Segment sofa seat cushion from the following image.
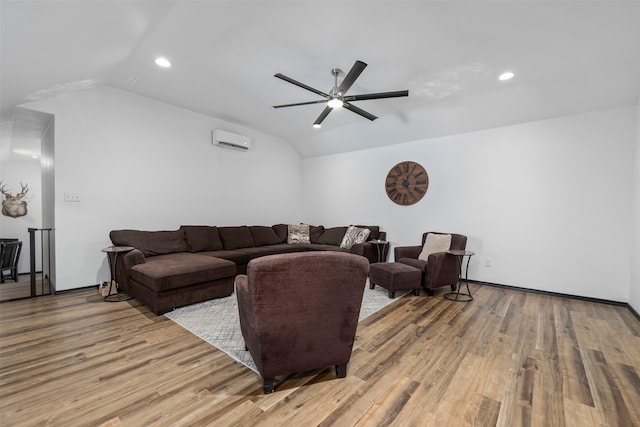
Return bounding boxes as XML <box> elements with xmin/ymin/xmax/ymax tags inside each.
<box><xmin>305</xmin><ymin>244</ymin><xmax>347</xmax><ymax>253</ymax></box>
<box><xmin>397</xmin><ymin>257</ymin><xmax>428</xmax><ymax>273</ymax></box>
<box><xmin>199</xmin><ymin>250</ymin><xmax>249</xmax><ymax>266</ymax></box>
<box><xmin>131</xmin><ymin>253</ymin><xmax>236</xmax><ymax>292</ymax></box>
<box><xmin>240</xmin><ymin>243</ymin><xmax>308</xmax><ymax>260</ymax></box>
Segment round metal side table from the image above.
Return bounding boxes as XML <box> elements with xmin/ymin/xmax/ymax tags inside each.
<box><xmin>368</xmin><ymin>239</ymin><xmax>389</xmax><ymax>263</ymax></box>
<box><xmin>444</xmin><ymin>250</ymin><xmax>475</xmax><ymax>302</ymax></box>
<box><xmin>101</xmin><ymin>246</ymin><xmax>134</xmax><ymax>302</ymax></box>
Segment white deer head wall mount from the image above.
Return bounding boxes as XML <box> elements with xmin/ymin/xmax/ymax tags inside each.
<box><xmin>0</xmin><ymin>181</ymin><xmax>29</xmax><ymax>218</ymax></box>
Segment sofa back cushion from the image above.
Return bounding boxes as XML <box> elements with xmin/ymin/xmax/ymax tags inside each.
<box><xmin>271</xmin><ymin>224</ymin><xmax>288</xmax><ymax>243</ymax></box>
<box><xmin>110</xmin><ymin>229</ymin><xmax>187</xmax><ymax>257</ymax></box>
<box><xmin>219</xmin><ymin>226</ymin><xmax>255</xmax><ymax>249</ymax></box>
<box><xmin>180</xmin><ymin>225</ymin><xmax>223</xmax><ymax>252</ymax></box>
<box><xmin>309</xmin><ymin>225</ymin><xmax>325</xmax><ymax>243</ymax></box>
<box><xmin>250</xmin><ymin>226</ymin><xmax>281</xmax><ymax>246</ymax></box>
<box><xmin>317</xmin><ymin>226</ymin><xmax>349</xmax><ymax>245</ymax></box>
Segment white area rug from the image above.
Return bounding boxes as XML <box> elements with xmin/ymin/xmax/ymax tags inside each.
<box><xmin>165</xmin><ymin>283</ymin><xmax>405</xmax><ymax>372</ymax></box>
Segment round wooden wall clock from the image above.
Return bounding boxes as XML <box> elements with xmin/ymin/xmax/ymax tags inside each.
<box><xmin>385</xmin><ymin>161</ymin><xmax>429</xmax><ymax>205</ymax></box>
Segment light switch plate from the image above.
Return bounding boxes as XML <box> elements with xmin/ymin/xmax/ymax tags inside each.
<box><xmin>64</xmin><ymin>192</ymin><xmax>81</xmax><ymax>202</ymax></box>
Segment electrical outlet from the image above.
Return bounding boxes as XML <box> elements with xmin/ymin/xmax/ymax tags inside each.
<box><xmin>484</xmin><ymin>258</ymin><xmax>492</xmax><ymax>267</ymax></box>
<box><xmin>64</xmin><ymin>192</ymin><xmax>81</xmax><ymax>202</ymax></box>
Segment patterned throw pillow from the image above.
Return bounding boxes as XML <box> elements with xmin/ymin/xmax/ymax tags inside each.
<box><xmin>340</xmin><ymin>226</ymin><xmax>371</xmax><ymax>249</ymax></box>
<box><xmin>418</xmin><ymin>233</ymin><xmax>452</xmax><ymax>261</ymax></box>
<box><xmin>287</xmin><ymin>224</ymin><xmax>311</xmax><ymax>244</ymax></box>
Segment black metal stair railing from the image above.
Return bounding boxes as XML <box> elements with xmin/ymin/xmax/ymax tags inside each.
<box><xmin>27</xmin><ymin>227</ymin><xmax>54</xmax><ymax>297</ymax></box>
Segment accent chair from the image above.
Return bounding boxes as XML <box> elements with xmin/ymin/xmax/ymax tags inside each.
<box><xmin>235</xmin><ymin>251</ymin><xmax>369</xmax><ymax>393</ymax></box>
<box><xmin>394</xmin><ymin>232</ymin><xmax>467</xmax><ymax>295</ymax></box>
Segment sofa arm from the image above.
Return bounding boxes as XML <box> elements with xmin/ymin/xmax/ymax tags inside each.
<box><xmin>394</xmin><ymin>245</ymin><xmax>422</xmax><ymax>260</ymax></box>
<box><xmin>115</xmin><ymin>249</ymin><xmax>145</xmax><ymax>293</ymax></box>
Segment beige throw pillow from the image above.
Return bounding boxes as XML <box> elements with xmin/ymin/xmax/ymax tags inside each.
<box><xmin>287</xmin><ymin>224</ymin><xmax>310</xmax><ymax>244</ymax></box>
<box><xmin>418</xmin><ymin>233</ymin><xmax>452</xmax><ymax>261</ymax></box>
<box><xmin>340</xmin><ymin>226</ymin><xmax>371</xmax><ymax>249</ymax></box>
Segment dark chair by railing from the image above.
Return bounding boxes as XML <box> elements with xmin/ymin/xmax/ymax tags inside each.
<box><xmin>0</xmin><ymin>239</ymin><xmax>22</xmax><ymax>283</ymax></box>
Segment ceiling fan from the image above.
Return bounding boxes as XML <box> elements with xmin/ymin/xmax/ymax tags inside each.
<box><xmin>272</xmin><ymin>60</ymin><xmax>409</xmax><ymax>128</ymax></box>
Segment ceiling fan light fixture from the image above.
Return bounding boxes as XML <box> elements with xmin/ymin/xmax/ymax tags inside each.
<box><xmin>327</xmin><ymin>98</ymin><xmax>343</xmax><ymax>109</ymax></box>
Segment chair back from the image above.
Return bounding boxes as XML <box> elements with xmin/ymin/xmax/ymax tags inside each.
<box><xmin>236</xmin><ymin>251</ymin><xmax>369</xmax><ymax>379</ymax></box>
<box><xmin>0</xmin><ymin>240</ymin><xmax>22</xmax><ymax>270</ymax></box>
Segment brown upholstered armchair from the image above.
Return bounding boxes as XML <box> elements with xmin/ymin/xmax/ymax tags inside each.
<box><xmin>394</xmin><ymin>232</ymin><xmax>467</xmax><ymax>295</ymax></box>
<box><xmin>235</xmin><ymin>251</ymin><xmax>369</xmax><ymax>394</ymax></box>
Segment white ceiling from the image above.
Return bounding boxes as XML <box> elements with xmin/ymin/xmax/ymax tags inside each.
<box><xmin>1</xmin><ymin>0</ymin><xmax>639</xmax><ymax>158</ymax></box>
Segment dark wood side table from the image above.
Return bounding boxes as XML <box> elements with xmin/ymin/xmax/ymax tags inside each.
<box><xmin>368</xmin><ymin>239</ymin><xmax>389</xmax><ymax>263</ymax></box>
<box><xmin>444</xmin><ymin>250</ymin><xmax>475</xmax><ymax>302</ymax></box>
<box><xmin>101</xmin><ymin>246</ymin><xmax>134</xmax><ymax>302</ymax></box>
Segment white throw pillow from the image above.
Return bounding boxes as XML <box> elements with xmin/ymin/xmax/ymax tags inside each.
<box><xmin>340</xmin><ymin>226</ymin><xmax>371</xmax><ymax>249</ymax></box>
<box><xmin>418</xmin><ymin>233</ymin><xmax>452</xmax><ymax>261</ymax></box>
<box><xmin>287</xmin><ymin>224</ymin><xmax>310</xmax><ymax>244</ymax></box>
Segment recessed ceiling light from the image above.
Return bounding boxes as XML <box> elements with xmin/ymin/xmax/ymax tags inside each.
<box><xmin>498</xmin><ymin>71</ymin><xmax>515</xmax><ymax>81</ymax></box>
<box><xmin>155</xmin><ymin>57</ymin><xmax>171</xmax><ymax>68</ymax></box>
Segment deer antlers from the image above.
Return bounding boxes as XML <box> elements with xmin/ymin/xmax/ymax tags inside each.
<box><xmin>0</xmin><ymin>181</ymin><xmax>29</xmax><ymax>198</ymax></box>
<box><xmin>17</xmin><ymin>182</ymin><xmax>29</xmax><ymax>198</ymax></box>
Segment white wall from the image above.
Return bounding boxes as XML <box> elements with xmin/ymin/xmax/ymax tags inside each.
<box><xmin>22</xmin><ymin>87</ymin><xmax>303</xmax><ymax>291</ymax></box>
<box><xmin>303</xmin><ymin>107</ymin><xmax>636</xmax><ymax>302</ymax></box>
<box><xmin>630</xmin><ymin>101</ymin><xmax>640</xmax><ymax>312</ymax></box>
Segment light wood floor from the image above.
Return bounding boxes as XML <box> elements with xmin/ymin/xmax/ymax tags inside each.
<box><xmin>1</xmin><ymin>284</ymin><xmax>639</xmax><ymax>426</ymax></box>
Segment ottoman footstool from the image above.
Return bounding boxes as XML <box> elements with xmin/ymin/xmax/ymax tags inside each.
<box><xmin>368</xmin><ymin>262</ymin><xmax>422</xmax><ymax>298</ymax></box>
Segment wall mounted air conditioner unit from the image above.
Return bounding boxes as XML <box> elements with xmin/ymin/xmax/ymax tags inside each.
<box><xmin>213</xmin><ymin>129</ymin><xmax>251</xmax><ymax>151</ymax></box>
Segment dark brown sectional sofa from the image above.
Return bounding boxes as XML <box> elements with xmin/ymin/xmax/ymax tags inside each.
<box><xmin>109</xmin><ymin>224</ymin><xmax>386</xmax><ymax>315</ymax></box>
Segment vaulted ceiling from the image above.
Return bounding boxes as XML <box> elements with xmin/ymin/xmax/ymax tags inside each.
<box><xmin>1</xmin><ymin>1</ymin><xmax>639</xmax><ymax>158</ymax></box>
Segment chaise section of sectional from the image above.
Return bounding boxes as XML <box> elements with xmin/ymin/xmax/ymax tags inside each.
<box><xmin>130</xmin><ymin>253</ymin><xmax>236</xmax><ymax>315</ymax></box>
<box><xmin>110</xmin><ymin>229</ymin><xmax>236</xmax><ymax>315</ymax></box>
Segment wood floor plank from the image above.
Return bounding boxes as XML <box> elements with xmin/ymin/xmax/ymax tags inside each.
<box><xmin>1</xmin><ymin>284</ymin><xmax>639</xmax><ymax>426</ymax></box>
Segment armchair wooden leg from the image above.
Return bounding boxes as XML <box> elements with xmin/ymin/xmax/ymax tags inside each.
<box><xmin>427</xmin><ymin>289</ymin><xmax>434</xmax><ymax>296</ymax></box>
<box><xmin>335</xmin><ymin>363</ymin><xmax>347</xmax><ymax>378</ymax></box>
<box><xmin>263</xmin><ymin>378</ymin><xmax>275</xmax><ymax>394</ymax></box>
<box><xmin>369</xmin><ymin>282</ymin><xmax>375</xmax><ymax>290</ymax></box>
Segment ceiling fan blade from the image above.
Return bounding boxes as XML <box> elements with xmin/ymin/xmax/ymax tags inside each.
<box><xmin>273</xmin><ymin>99</ymin><xmax>329</xmax><ymax>108</ymax></box>
<box><xmin>337</xmin><ymin>60</ymin><xmax>367</xmax><ymax>94</ymax></box>
<box><xmin>274</xmin><ymin>73</ymin><xmax>330</xmax><ymax>98</ymax></box>
<box><xmin>344</xmin><ymin>90</ymin><xmax>409</xmax><ymax>102</ymax></box>
<box><xmin>313</xmin><ymin>106</ymin><xmax>333</xmax><ymax>126</ymax></box>
<box><xmin>343</xmin><ymin>102</ymin><xmax>377</xmax><ymax>121</ymax></box>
